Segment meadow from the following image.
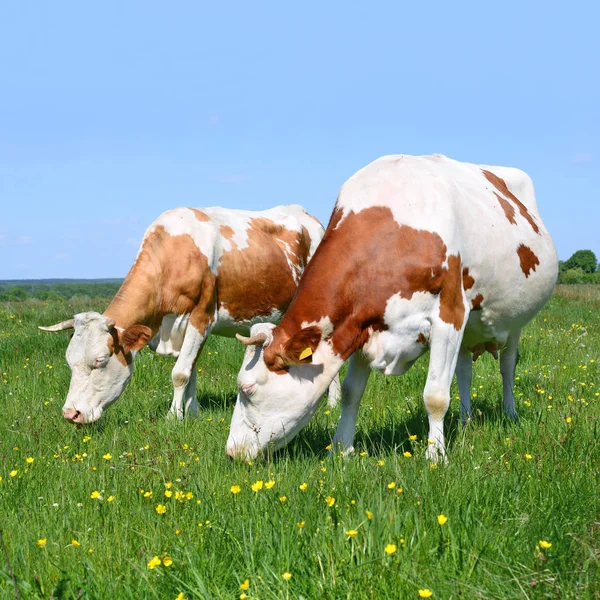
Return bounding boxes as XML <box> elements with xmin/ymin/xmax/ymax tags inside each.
<box><xmin>1</xmin><ymin>287</ymin><xmax>599</xmax><ymax>599</ymax></box>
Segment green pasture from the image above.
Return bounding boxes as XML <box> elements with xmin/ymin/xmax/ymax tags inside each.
<box><xmin>0</xmin><ymin>287</ymin><xmax>599</xmax><ymax>599</ymax></box>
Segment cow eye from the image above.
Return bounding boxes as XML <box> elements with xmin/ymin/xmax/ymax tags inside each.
<box><xmin>94</xmin><ymin>355</ymin><xmax>109</xmax><ymax>368</ymax></box>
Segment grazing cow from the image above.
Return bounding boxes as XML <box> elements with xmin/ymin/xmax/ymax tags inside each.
<box><xmin>226</xmin><ymin>155</ymin><xmax>558</xmax><ymax>461</ymax></box>
<box><xmin>40</xmin><ymin>205</ymin><xmax>340</xmax><ymax>424</ymax></box>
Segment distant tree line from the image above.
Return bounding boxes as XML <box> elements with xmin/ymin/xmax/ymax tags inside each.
<box><xmin>0</xmin><ymin>252</ymin><xmax>598</xmax><ymax>303</ymax></box>
<box><xmin>0</xmin><ymin>281</ymin><xmax>122</xmax><ymax>302</ymax></box>
<box><xmin>558</xmin><ymin>250</ymin><xmax>600</xmax><ymax>284</ymax></box>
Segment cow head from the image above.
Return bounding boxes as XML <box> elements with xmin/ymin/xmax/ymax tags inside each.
<box><xmin>39</xmin><ymin>312</ymin><xmax>151</xmax><ymax>424</ymax></box>
<box><xmin>226</xmin><ymin>322</ymin><xmax>342</xmax><ymax>460</ymax></box>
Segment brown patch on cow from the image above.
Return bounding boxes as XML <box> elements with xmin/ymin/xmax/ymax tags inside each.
<box><xmin>439</xmin><ymin>255</ymin><xmax>466</xmax><ymax>331</ymax></box>
<box><xmin>481</xmin><ymin>170</ymin><xmax>540</xmax><ymax>234</ymax></box>
<box><xmin>471</xmin><ymin>294</ymin><xmax>484</xmax><ymax>310</ymax></box>
<box><xmin>216</xmin><ymin>218</ymin><xmax>310</xmax><ymax>323</ymax></box>
<box><xmin>107</xmin><ymin>329</ymin><xmax>132</xmax><ymax>367</ymax></box>
<box><xmin>264</xmin><ymin>206</ymin><xmax>467</xmax><ymax>369</ymax></box>
<box><xmin>220</xmin><ymin>225</ymin><xmax>235</xmax><ymax>239</ymax></box>
<box><xmin>416</xmin><ymin>332</ymin><xmax>428</xmax><ymax>345</ymax></box>
<box><xmin>462</xmin><ymin>268</ymin><xmax>475</xmax><ymax>291</ymax></box>
<box><xmin>494</xmin><ymin>192</ymin><xmax>517</xmax><ymax>225</ymax></box>
<box><xmin>517</xmin><ymin>244</ymin><xmax>540</xmax><ymax>278</ymax></box>
<box><xmin>190</xmin><ymin>209</ymin><xmax>210</xmax><ymax>222</ymax></box>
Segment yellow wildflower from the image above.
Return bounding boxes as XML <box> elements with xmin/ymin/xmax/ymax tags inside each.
<box><xmin>539</xmin><ymin>540</ymin><xmax>552</xmax><ymax>549</ymax></box>
<box><xmin>71</xmin><ymin>539</ymin><xmax>80</xmax><ymax>547</ymax></box>
<box><xmin>165</xmin><ymin>490</ymin><xmax>173</xmax><ymax>498</ymax></box>
<box><xmin>437</xmin><ymin>514</ymin><xmax>448</xmax><ymax>525</ymax></box>
<box><xmin>230</xmin><ymin>485</ymin><xmax>241</xmax><ymax>494</ymax></box>
<box><xmin>281</xmin><ymin>572</ymin><xmax>292</xmax><ymax>581</ymax></box>
<box><xmin>265</xmin><ymin>480</ymin><xmax>275</xmax><ymax>489</ymax></box>
<box><xmin>385</xmin><ymin>543</ymin><xmax>397</xmax><ymax>554</ymax></box>
<box><xmin>36</xmin><ymin>538</ymin><xmax>47</xmax><ymax>548</ymax></box>
<box><xmin>525</xmin><ymin>454</ymin><xmax>533</xmax><ymax>460</ymax></box>
<box><xmin>175</xmin><ymin>594</ymin><xmax>185</xmax><ymax>600</ymax></box>
<box><xmin>10</xmin><ymin>470</ymin><xmax>17</xmax><ymax>477</ymax></box>
<box><xmin>163</xmin><ymin>556</ymin><xmax>173</xmax><ymax>567</ymax></box>
<box><xmin>299</xmin><ymin>482</ymin><xmax>308</xmax><ymax>491</ymax></box>
<box><xmin>90</xmin><ymin>491</ymin><xmax>101</xmax><ymax>499</ymax></box>
<box><xmin>345</xmin><ymin>529</ymin><xmax>358</xmax><ymax>538</ymax></box>
<box><xmin>418</xmin><ymin>590</ymin><xmax>433</xmax><ymax>598</ymax></box>
<box><xmin>240</xmin><ymin>579</ymin><xmax>250</xmax><ymax>591</ymax></box>
<box><xmin>102</xmin><ymin>453</ymin><xmax>112</xmax><ymax>460</ymax></box>
<box><xmin>107</xmin><ymin>496</ymin><xmax>115</xmax><ymax>502</ymax></box>
<box><xmin>26</xmin><ymin>457</ymin><xmax>34</xmax><ymax>464</ymax></box>
<box><xmin>251</xmin><ymin>480</ymin><xmax>264</xmax><ymax>492</ymax></box>
<box><xmin>143</xmin><ymin>491</ymin><xmax>153</xmax><ymax>498</ymax></box>
<box><xmin>365</xmin><ymin>510</ymin><xmax>373</xmax><ymax>520</ymax></box>
<box><xmin>155</xmin><ymin>504</ymin><xmax>167</xmax><ymax>514</ymax></box>
<box><xmin>279</xmin><ymin>496</ymin><xmax>287</xmax><ymax>502</ymax></box>
<box><xmin>325</xmin><ymin>496</ymin><xmax>335</xmax><ymax>507</ymax></box>
<box><xmin>297</xmin><ymin>521</ymin><xmax>305</xmax><ymax>528</ymax></box>
<box><xmin>387</xmin><ymin>481</ymin><xmax>396</xmax><ymax>489</ymax></box>
<box><xmin>403</xmin><ymin>451</ymin><xmax>412</xmax><ymax>458</ymax></box>
<box><xmin>147</xmin><ymin>556</ymin><xmax>161</xmax><ymax>569</ymax></box>
<box><xmin>409</xmin><ymin>434</ymin><xmax>417</xmax><ymax>441</ymax></box>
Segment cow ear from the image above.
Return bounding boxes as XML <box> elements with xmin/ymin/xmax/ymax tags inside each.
<box><xmin>282</xmin><ymin>326</ymin><xmax>322</xmax><ymax>365</ymax></box>
<box><xmin>121</xmin><ymin>325</ymin><xmax>152</xmax><ymax>353</ymax></box>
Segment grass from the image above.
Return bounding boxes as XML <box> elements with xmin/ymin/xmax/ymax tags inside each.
<box><xmin>0</xmin><ymin>291</ymin><xmax>599</xmax><ymax>599</ymax></box>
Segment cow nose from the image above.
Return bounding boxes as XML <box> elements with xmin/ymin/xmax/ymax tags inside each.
<box><xmin>63</xmin><ymin>409</ymin><xmax>83</xmax><ymax>423</ymax></box>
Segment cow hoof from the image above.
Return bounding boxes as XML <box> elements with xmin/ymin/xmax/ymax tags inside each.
<box><xmin>329</xmin><ymin>441</ymin><xmax>354</xmax><ymax>457</ymax></box>
<box><xmin>426</xmin><ymin>445</ymin><xmax>447</xmax><ymax>464</ymax></box>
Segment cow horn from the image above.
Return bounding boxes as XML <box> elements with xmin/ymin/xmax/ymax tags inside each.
<box><xmin>236</xmin><ymin>332</ymin><xmax>268</xmax><ymax>346</ymax></box>
<box><xmin>39</xmin><ymin>318</ymin><xmax>75</xmax><ymax>332</ymax></box>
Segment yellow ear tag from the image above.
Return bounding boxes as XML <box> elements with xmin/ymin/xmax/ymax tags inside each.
<box><xmin>299</xmin><ymin>347</ymin><xmax>313</xmax><ymax>360</ymax></box>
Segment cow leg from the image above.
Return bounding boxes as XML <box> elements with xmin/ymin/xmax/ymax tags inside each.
<box><xmin>184</xmin><ymin>362</ymin><xmax>199</xmax><ymax>418</ymax></box>
<box><xmin>326</xmin><ymin>373</ymin><xmax>341</xmax><ymax>408</ymax></box>
<box><xmin>169</xmin><ymin>324</ymin><xmax>209</xmax><ymax>420</ymax></box>
<box><xmin>500</xmin><ymin>330</ymin><xmax>521</xmax><ymax>420</ymax></box>
<box><xmin>331</xmin><ymin>352</ymin><xmax>371</xmax><ymax>455</ymax></box>
<box><xmin>455</xmin><ymin>346</ymin><xmax>473</xmax><ymax>423</ymax></box>
<box><xmin>424</xmin><ymin>319</ymin><xmax>465</xmax><ymax>462</ymax></box>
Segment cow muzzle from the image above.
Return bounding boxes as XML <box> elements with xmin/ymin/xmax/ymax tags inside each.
<box><xmin>63</xmin><ymin>408</ymin><xmax>85</xmax><ymax>424</ymax></box>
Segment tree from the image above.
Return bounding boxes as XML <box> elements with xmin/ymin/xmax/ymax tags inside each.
<box><xmin>563</xmin><ymin>250</ymin><xmax>597</xmax><ymax>274</ymax></box>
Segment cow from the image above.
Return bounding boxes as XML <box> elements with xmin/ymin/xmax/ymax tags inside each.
<box><xmin>39</xmin><ymin>205</ymin><xmax>341</xmax><ymax>424</ymax></box>
<box><xmin>226</xmin><ymin>154</ymin><xmax>558</xmax><ymax>461</ymax></box>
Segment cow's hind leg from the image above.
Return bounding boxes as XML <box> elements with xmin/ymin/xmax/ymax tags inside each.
<box><xmin>424</xmin><ymin>318</ymin><xmax>465</xmax><ymax>462</ymax></box>
<box><xmin>500</xmin><ymin>329</ymin><xmax>521</xmax><ymax>420</ymax></box>
<box><xmin>169</xmin><ymin>323</ymin><xmax>210</xmax><ymax>420</ymax></box>
<box><xmin>331</xmin><ymin>352</ymin><xmax>371</xmax><ymax>455</ymax></box>
<box><xmin>455</xmin><ymin>346</ymin><xmax>473</xmax><ymax>423</ymax></box>
<box><xmin>326</xmin><ymin>372</ymin><xmax>341</xmax><ymax>408</ymax></box>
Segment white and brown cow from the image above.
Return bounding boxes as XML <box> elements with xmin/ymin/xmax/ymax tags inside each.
<box><xmin>40</xmin><ymin>205</ymin><xmax>340</xmax><ymax>424</ymax></box>
<box><xmin>226</xmin><ymin>154</ymin><xmax>558</xmax><ymax>461</ymax></box>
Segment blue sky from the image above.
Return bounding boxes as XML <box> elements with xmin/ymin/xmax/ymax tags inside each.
<box><xmin>1</xmin><ymin>1</ymin><xmax>598</xmax><ymax>279</ymax></box>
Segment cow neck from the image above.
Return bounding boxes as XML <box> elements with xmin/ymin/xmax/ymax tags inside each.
<box><xmin>103</xmin><ymin>250</ymin><xmax>164</xmax><ymax>333</ymax></box>
<box><xmin>271</xmin><ymin>207</ymin><xmax>365</xmax><ymax>362</ymax></box>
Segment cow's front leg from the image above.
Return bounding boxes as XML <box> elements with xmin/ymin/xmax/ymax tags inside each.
<box><xmin>331</xmin><ymin>352</ymin><xmax>371</xmax><ymax>455</ymax></box>
<box><xmin>500</xmin><ymin>329</ymin><xmax>521</xmax><ymax>420</ymax></box>
<box><xmin>169</xmin><ymin>324</ymin><xmax>208</xmax><ymax>420</ymax></box>
<box><xmin>424</xmin><ymin>317</ymin><xmax>466</xmax><ymax>462</ymax></box>
<box><xmin>455</xmin><ymin>346</ymin><xmax>473</xmax><ymax>423</ymax></box>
